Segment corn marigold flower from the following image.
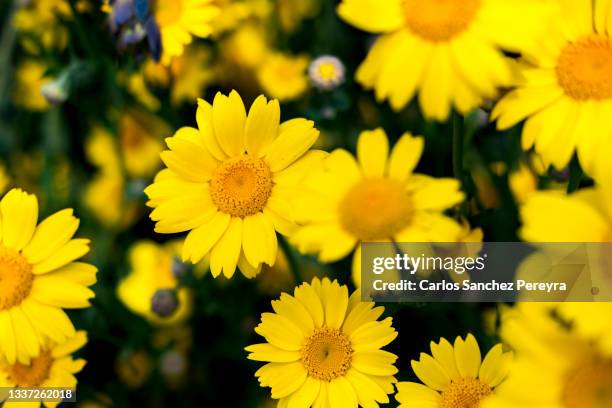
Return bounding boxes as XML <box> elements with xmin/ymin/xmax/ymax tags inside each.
<box><xmin>309</xmin><ymin>55</ymin><xmax>346</xmax><ymax>91</ymax></box>
<box><xmin>117</xmin><ymin>240</ymin><xmax>193</xmax><ymax>326</ymax></box>
<box><xmin>337</xmin><ymin>0</ymin><xmax>552</xmax><ymax>121</ymax></box>
<box><xmin>291</xmin><ymin>128</ymin><xmax>465</xmax><ymax>285</ymax></box>
<box><xmin>492</xmin><ymin>0</ymin><xmax>612</xmax><ymax>173</ymax></box>
<box><xmin>0</xmin><ymin>331</ymin><xmax>87</xmax><ymax>406</ymax></box>
<box><xmin>397</xmin><ymin>334</ymin><xmax>513</xmax><ymax>408</ymax></box>
<box><xmin>0</xmin><ymin>188</ymin><xmax>96</xmax><ymax>365</ymax></box>
<box><xmin>154</xmin><ymin>0</ymin><xmax>219</xmax><ymax>64</ymax></box>
<box><xmin>482</xmin><ymin>303</ymin><xmax>612</xmax><ymax>408</ymax></box>
<box><xmin>145</xmin><ymin>91</ymin><xmax>324</xmax><ymax>279</ymax></box>
<box><xmin>246</xmin><ymin>277</ymin><xmax>398</xmax><ymax>407</ymax></box>
<box><xmin>256</xmin><ymin>53</ymin><xmax>310</xmax><ymax>102</ymax></box>
<box><xmin>520</xmin><ymin>179</ymin><xmax>612</xmax><ymax>242</ymax></box>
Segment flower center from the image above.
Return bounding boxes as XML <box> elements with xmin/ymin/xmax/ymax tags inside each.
<box><xmin>301</xmin><ymin>327</ymin><xmax>353</xmax><ymax>382</ymax></box>
<box><xmin>556</xmin><ymin>35</ymin><xmax>612</xmax><ymax>100</ymax></box>
<box><xmin>210</xmin><ymin>155</ymin><xmax>273</xmax><ymax>218</ymax></box>
<box><xmin>317</xmin><ymin>63</ymin><xmax>338</xmax><ymax>81</ymax></box>
<box><xmin>402</xmin><ymin>0</ymin><xmax>480</xmax><ymax>42</ymax></box>
<box><xmin>562</xmin><ymin>359</ymin><xmax>612</xmax><ymax>408</ymax></box>
<box><xmin>440</xmin><ymin>377</ymin><xmax>492</xmax><ymax>408</ymax></box>
<box><xmin>339</xmin><ymin>178</ymin><xmax>413</xmax><ymax>241</ymax></box>
<box><xmin>7</xmin><ymin>351</ymin><xmax>53</xmax><ymax>388</ymax></box>
<box><xmin>154</xmin><ymin>0</ymin><xmax>183</xmax><ymax>26</ymax></box>
<box><xmin>0</xmin><ymin>246</ymin><xmax>34</xmax><ymax>311</ymax></box>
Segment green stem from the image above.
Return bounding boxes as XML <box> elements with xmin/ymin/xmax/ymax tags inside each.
<box><xmin>567</xmin><ymin>156</ymin><xmax>582</xmax><ymax>193</ymax></box>
<box><xmin>278</xmin><ymin>236</ymin><xmax>303</xmax><ymax>285</ymax></box>
<box><xmin>452</xmin><ymin>111</ymin><xmax>465</xmax><ymax>183</ymax></box>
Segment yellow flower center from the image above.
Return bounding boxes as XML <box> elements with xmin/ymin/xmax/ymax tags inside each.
<box><xmin>0</xmin><ymin>246</ymin><xmax>33</xmax><ymax>311</ymax></box>
<box><xmin>210</xmin><ymin>155</ymin><xmax>273</xmax><ymax>218</ymax></box>
<box><xmin>154</xmin><ymin>0</ymin><xmax>183</xmax><ymax>26</ymax></box>
<box><xmin>317</xmin><ymin>63</ymin><xmax>338</xmax><ymax>81</ymax></box>
<box><xmin>339</xmin><ymin>178</ymin><xmax>413</xmax><ymax>241</ymax></box>
<box><xmin>562</xmin><ymin>359</ymin><xmax>612</xmax><ymax>408</ymax></box>
<box><xmin>301</xmin><ymin>327</ymin><xmax>353</xmax><ymax>382</ymax></box>
<box><xmin>7</xmin><ymin>351</ymin><xmax>53</xmax><ymax>388</ymax></box>
<box><xmin>440</xmin><ymin>377</ymin><xmax>492</xmax><ymax>408</ymax></box>
<box><xmin>556</xmin><ymin>35</ymin><xmax>612</xmax><ymax>100</ymax></box>
<box><xmin>402</xmin><ymin>0</ymin><xmax>480</xmax><ymax>42</ymax></box>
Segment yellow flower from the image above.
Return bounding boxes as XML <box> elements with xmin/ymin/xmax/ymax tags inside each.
<box><xmin>292</xmin><ymin>128</ymin><xmax>464</xmax><ymax>284</ymax></box>
<box><xmin>246</xmin><ymin>277</ymin><xmax>398</xmax><ymax>407</ymax></box>
<box><xmin>277</xmin><ymin>0</ymin><xmax>320</xmax><ymax>33</ymax></box>
<box><xmin>210</xmin><ymin>0</ymin><xmax>272</xmax><ymax>35</ymax></box>
<box><xmin>396</xmin><ymin>334</ymin><xmax>512</xmax><ymax>408</ymax></box>
<box><xmin>0</xmin><ymin>331</ymin><xmax>87</xmax><ymax>406</ymax></box>
<box><xmin>117</xmin><ymin>240</ymin><xmax>193</xmax><ymax>326</ymax></box>
<box><xmin>0</xmin><ymin>188</ymin><xmax>96</xmax><ymax>364</ymax></box>
<box><xmin>559</xmin><ymin>303</ymin><xmax>612</xmax><ymax>358</ymax></box>
<box><xmin>337</xmin><ymin>0</ymin><xmax>551</xmax><ymax>121</ymax></box>
<box><xmin>482</xmin><ymin>303</ymin><xmax>612</xmax><ymax>408</ymax></box>
<box><xmin>520</xmin><ymin>180</ymin><xmax>612</xmax><ymax>242</ymax></box>
<box><xmin>154</xmin><ymin>0</ymin><xmax>220</xmax><ymax>64</ymax></box>
<box><xmin>118</xmin><ymin>110</ymin><xmax>167</xmax><ymax>178</ymax></box>
<box><xmin>83</xmin><ymin>127</ymin><xmax>136</xmax><ymax>227</ymax></box>
<box><xmin>144</xmin><ymin>45</ymin><xmax>216</xmax><ymax>106</ymax></box>
<box><xmin>145</xmin><ymin>91</ymin><xmax>323</xmax><ymax>278</ymax></box>
<box><xmin>509</xmin><ymin>163</ymin><xmax>538</xmax><ymax>205</ymax></box>
<box><xmin>221</xmin><ymin>23</ymin><xmax>270</xmax><ymax>69</ymax></box>
<box><xmin>12</xmin><ymin>60</ymin><xmax>52</xmax><ymax>111</ymax></box>
<box><xmin>13</xmin><ymin>0</ymin><xmax>71</xmax><ymax>53</ymax></box>
<box><xmin>492</xmin><ymin>0</ymin><xmax>612</xmax><ymax>173</ymax></box>
<box><xmin>256</xmin><ymin>53</ymin><xmax>309</xmax><ymax>102</ymax></box>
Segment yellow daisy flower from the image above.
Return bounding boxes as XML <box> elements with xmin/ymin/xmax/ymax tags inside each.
<box><xmin>396</xmin><ymin>334</ymin><xmax>513</xmax><ymax>408</ymax></box>
<box><xmin>154</xmin><ymin>0</ymin><xmax>220</xmax><ymax>64</ymax></box>
<box><xmin>246</xmin><ymin>277</ymin><xmax>398</xmax><ymax>407</ymax></box>
<box><xmin>0</xmin><ymin>331</ymin><xmax>87</xmax><ymax>407</ymax></box>
<box><xmin>256</xmin><ymin>53</ymin><xmax>310</xmax><ymax>102</ymax></box>
<box><xmin>520</xmin><ymin>180</ymin><xmax>612</xmax><ymax>242</ymax></box>
<box><xmin>482</xmin><ymin>303</ymin><xmax>612</xmax><ymax>408</ymax></box>
<box><xmin>117</xmin><ymin>240</ymin><xmax>193</xmax><ymax>326</ymax></box>
<box><xmin>492</xmin><ymin>0</ymin><xmax>612</xmax><ymax>172</ymax></box>
<box><xmin>337</xmin><ymin>0</ymin><xmax>551</xmax><ymax>121</ymax></box>
<box><xmin>0</xmin><ymin>188</ymin><xmax>96</xmax><ymax>364</ymax></box>
<box><xmin>145</xmin><ymin>91</ymin><xmax>323</xmax><ymax>278</ymax></box>
<box><xmin>291</xmin><ymin>129</ymin><xmax>465</xmax><ymax>284</ymax></box>
<box><xmin>118</xmin><ymin>110</ymin><xmax>168</xmax><ymax>179</ymax></box>
<box><xmin>559</xmin><ymin>303</ymin><xmax>612</xmax><ymax>358</ymax></box>
<box><xmin>12</xmin><ymin>60</ymin><xmax>53</xmax><ymax>112</ymax></box>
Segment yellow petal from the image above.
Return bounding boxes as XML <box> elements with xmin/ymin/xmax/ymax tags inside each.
<box><xmin>0</xmin><ymin>189</ymin><xmax>38</xmax><ymax>251</ymax></box>
<box><xmin>32</xmin><ymin>239</ymin><xmax>90</xmax><ymax>275</ymax></box>
<box><xmin>454</xmin><ymin>334</ymin><xmax>482</xmax><ymax>378</ymax></box>
<box><xmin>387</xmin><ymin>133</ymin><xmax>424</xmax><ymax>182</ymax></box>
<box><xmin>411</xmin><ymin>353</ymin><xmax>451</xmax><ymax>391</ymax></box>
<box><xmin>245</xmin><ymin>343</ymin><xmax>301</xmax><ymax>363</ymax></box>
<box><xmin>245</xmin><ymin>95</ymin><xmax>280</xmax><ymax>157</ymax></box>
<box><xmin>209</xmin><ymin>217</ymin><xmax>242</xmax><ymax>278</ymax></box>
<box><xmin>265</xmin><ymin>119</ymin><xmax>319</xmax><ymax>172</ymax></box>
<box><xmin>182</xmin><ymin>211</ymin><xmax>230</xmax><ymax>263</ymax></box>
<box><xmin>212</xmin><ymin>91</ymin><xmax>247</xmax><ymax>157</ymax></box>
<box><xmin>336</xmin><ymin>0</ymin><xmax>404</xmax><ymax>33</ymax></box>
<box><xmin>287</xmin><ymin>376</ymin><xmax>321</xmax><ymax>408</ymax></box>
<box><xmin>196</xmin><ymin>98</ymin><xmax>227</xmax><ymax>160</ymax></box>
<box><xmin>22</xmin><ymin>209</ymin><xmax>79</xmax><ymax>265</ymax></box>
<box><xmin>328</xmin><ymin>376</ymin><xmax>358</xmax><ymax>408</ymax></box>
<box><xmin>357</xmin><ymin>128</ymin><xmax>389</xmax><ymax>178</ymax></box>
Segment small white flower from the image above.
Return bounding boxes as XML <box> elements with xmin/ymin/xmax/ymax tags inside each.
<box><xmin>308</xmin><ymin>55</ymin><xmax>345</xmax><ymax>90</ymax></box>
